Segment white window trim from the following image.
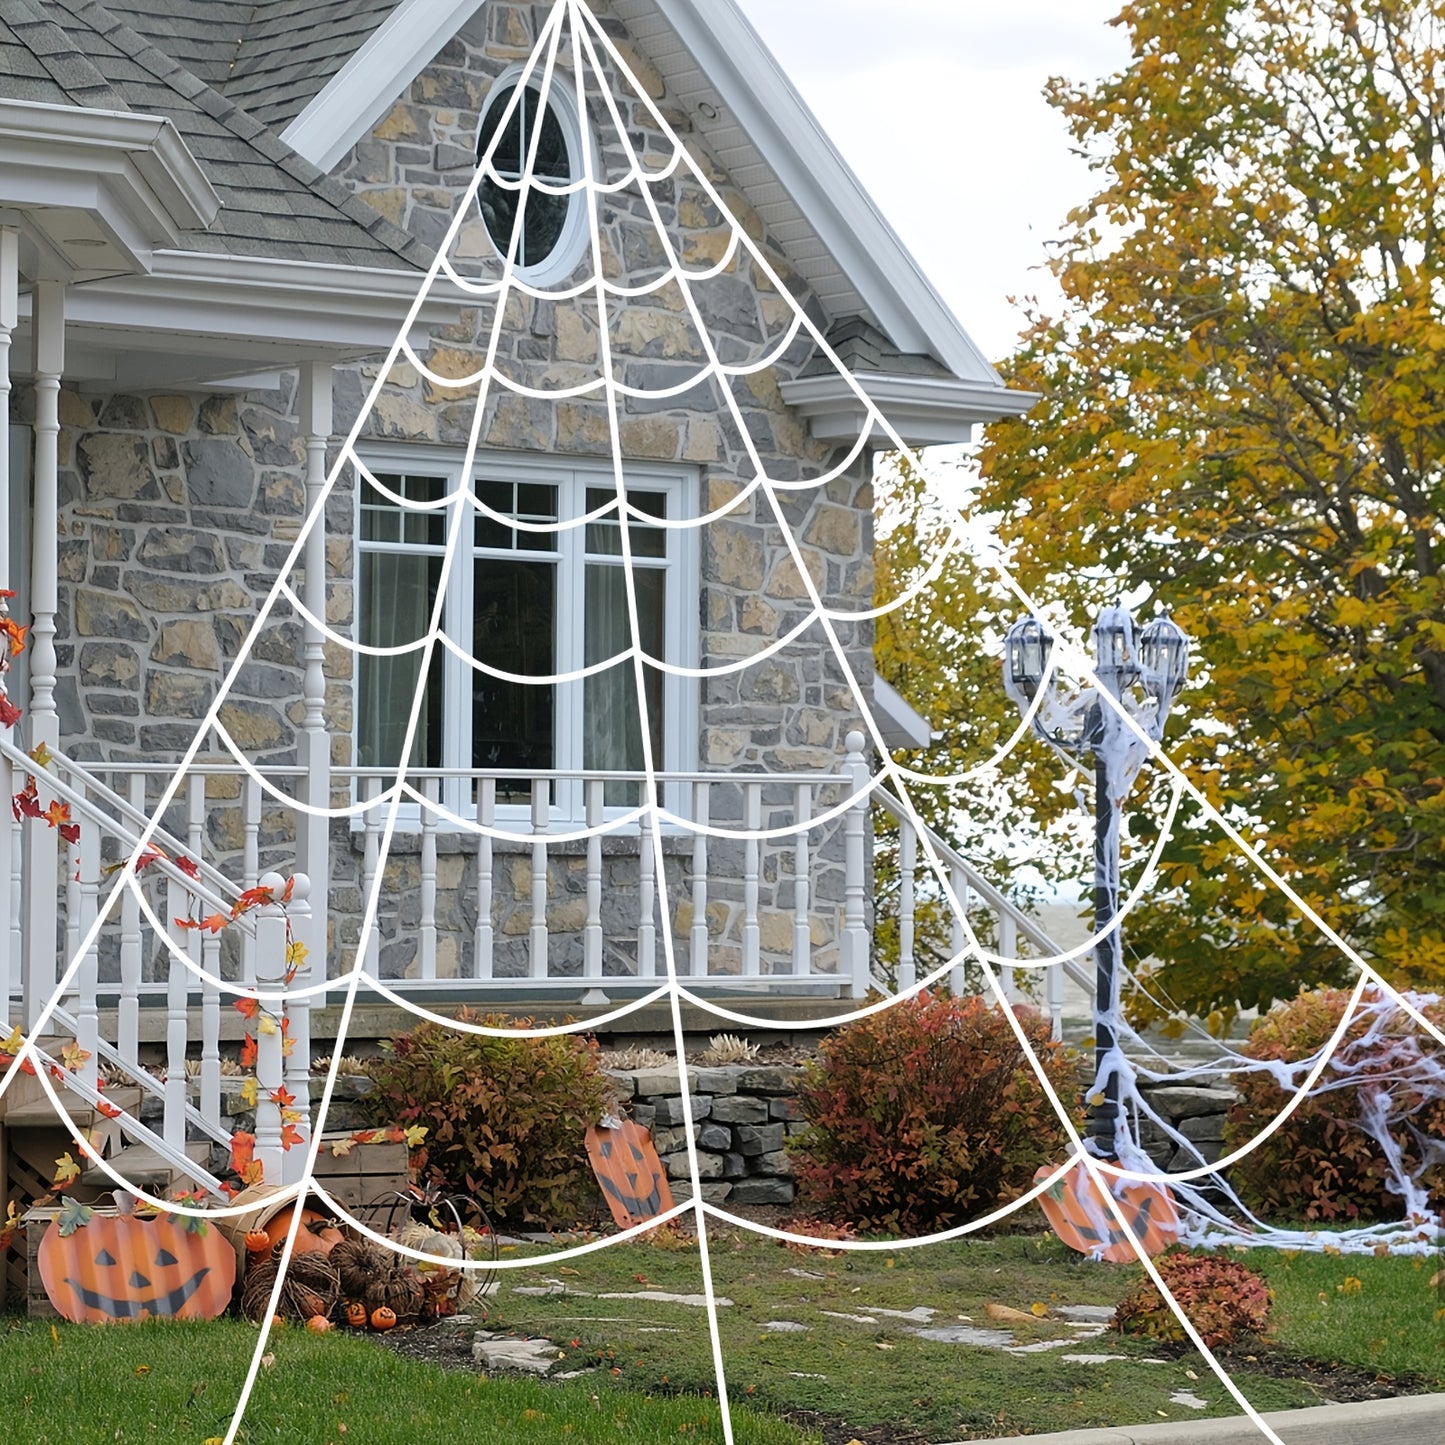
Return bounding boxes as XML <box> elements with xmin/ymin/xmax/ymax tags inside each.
<box><xmin>476</xmin><ymin>62</ymin><xmax>595</xmax><ymax>290</ymax></box>
<box><xmin>353</xmin><ymin>444</ymin><xmax>699</xmax><ymax>831</ymax></box>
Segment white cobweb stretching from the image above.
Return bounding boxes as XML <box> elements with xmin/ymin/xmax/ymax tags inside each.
<box><xmin>0</xmin><ymin>4</ymin><xmax>1439</xmax><ymax>1444</ymax></box>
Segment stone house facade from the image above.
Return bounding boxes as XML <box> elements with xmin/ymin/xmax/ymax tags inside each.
<box><xmin>1</xmin><ymin>0</ymin><xmax>1031</xmax><ymax>993</ymax></box>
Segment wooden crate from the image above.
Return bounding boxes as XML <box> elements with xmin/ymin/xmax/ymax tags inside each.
<box><xmin>310</xmin><ymin>1135</ymin><xmax>410</xmax><ymax>1214</ymax></box>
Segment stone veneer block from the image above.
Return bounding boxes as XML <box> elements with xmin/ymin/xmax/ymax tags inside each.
<box><xmin>665</xmin><ymin>1150</ymin><xmax>724</xmax><ymax>1180</ymax></box>
<box><xmin>734</xmin><ymin>1066</ymin><xmax>804</xmax><ymax>1095</ymax></box>
<box><xmin>693</xmin><ymin>1068</ymin><xmax>739</xmax><ymax>1096</ymax></box>
<box><xmin>729</xmin><ymin>1178</ymin><xmax>795</xmax><ymax>1205</ymax></box>
<box><xmin>709</xmin><ymin>1095</ymin><xmax>769</xmax><ymax>1125</ymax></box>
<box><xmin>654</xmin><ymin>1094</ymin><xmax>711</xmax><ymax>1126</ymax></box>
<box><xmin>630</xmin><ymin>1068</ymin><xmax>696</xmax><ymax>1097</ymax></box>
<box><xmin>735</xmin><ymin>1122</ymin><xmax>785</xmax><ymax>1157</ymax></box>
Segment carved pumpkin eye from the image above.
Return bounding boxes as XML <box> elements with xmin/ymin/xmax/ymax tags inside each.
<box><xmin>155</xmin><ymin>1249</ymin><xmax>179</xmax><ymax>1267</ymax></box>
<box><xmin>129</xmin><ymin>1271</ymin><xmax>151</xmax><ymax>1288</ymax></box>
<box><xmin>96</xmin><ymin>1249</ymin><xmax>117</xmax><ymax>1266</ymax></box>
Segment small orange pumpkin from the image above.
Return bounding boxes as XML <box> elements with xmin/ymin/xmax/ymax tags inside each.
<box><xmin>1035</xmin><ymin>1162</ymin><xmax>1180</xmax><ymax>1264</ymax></box>
<box><xmin>38</xmin><ymin>1210</ymin><xmax>236</xmax><ymax>1324</ymax></box>
<box><xmin>370</xmin><ymin>1305</ymin><xmax>397</xmax><ymax>1331</ymax></box>
<box><xmin>244</xmin><ymin>1230</ymin><xmax>273</xmax><ymax>1257</ymax></box>
<box><xmin>306</xmin><ymin>1314</ymin><xmax>332</xmax><ymax>1334</ymax></box>
<box><xmin>345</xmin><ymin>1299</ymin><xmax>368</xmax><ymax>1329</ymax></box>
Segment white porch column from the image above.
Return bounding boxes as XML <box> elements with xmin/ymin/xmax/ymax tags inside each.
<box><xmin>23</xmin><ymin>280</ymin><xmax>63</xmax><ymax>1032</ymax></box>
<box><xmin>293</xmin><ymin>363</ymin><xmax>332</xmax><ymax>1124</ymax></box>
<box><xmin>0</xmin><ymin>229</ymin><xmax>17</xmax><ymax>1018</ymax></box>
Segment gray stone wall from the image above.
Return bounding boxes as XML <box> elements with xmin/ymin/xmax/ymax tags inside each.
<box><xmin>609</xmin><ymin>1062</ymin><xmax>805</xmax><ymax>1206</ymax></box>
<box><xmin>38</xmin><ymin>0</ymin><xmax>875</xmax><ymax>983</ymax></box>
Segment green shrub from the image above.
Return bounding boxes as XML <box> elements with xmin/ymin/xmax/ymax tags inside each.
<box><xmin>788</xmin><ymin>991</ymin><xmax>1082</xmax><ymax>1233</ymax></box>
<box><xmin>1112</xmin><ymin>1251</ymin><xmax>1272</xmax><ymax>1348</ymax></box>
<box><xmin>1223</xmin><ymin>988</ymin><xmax>1445</xmax><ymax>1223</ymax></box>
<box><xmin>364</xmin><ymin>1011</ymin><xmax>613</xmax><ymax>1228</ymax></box>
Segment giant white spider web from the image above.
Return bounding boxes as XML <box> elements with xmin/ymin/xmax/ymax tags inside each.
<box><xmin>4</xmin><ymin>3</ymin><xmax>1443</xmax><ymax>1443</ymax></box>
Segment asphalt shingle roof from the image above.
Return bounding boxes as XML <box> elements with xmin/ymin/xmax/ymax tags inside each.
<box><xmin>5</xmin><ymin>0</ymin><xmax>433</xmax><ymax>271</ymax></box>
<box><xmin>800</xmin><ymin>316</ymin><xmax>954</xmax><ymax>379</ymax></box>
<box><xmin>100</xmin><ymin>0</ymin><xmax>402</xmax><ymax>129</ymax></box>
<box><xmin>0</xmin><ymin>0</ymin><xmax>127</xmax><ymax>109</ymax></box>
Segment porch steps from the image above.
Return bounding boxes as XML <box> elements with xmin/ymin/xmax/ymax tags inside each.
<box><xmin>79</xmin><ymin>1140</ymin><xmax>212</xmax><ymax>1192</ymax></box>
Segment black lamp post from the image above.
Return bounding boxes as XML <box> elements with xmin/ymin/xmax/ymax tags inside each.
<box><xmin>1003</xmin><ymin>604</ymin><xmax>1190</xmax><ymax>1160</ymax></box>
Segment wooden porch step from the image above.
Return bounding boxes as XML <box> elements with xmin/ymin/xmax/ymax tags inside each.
<box><xmin>0</xmin><ymin>1067</ymin><xmax>143</xmax><ymax>1130</ymax></box>
<box><xmin>80</xmin><ymin>1140</ymin><xmax>211</xmax><ymax>1191</ymax></box>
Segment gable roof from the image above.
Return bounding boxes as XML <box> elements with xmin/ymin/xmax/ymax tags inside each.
<box><xmin>276</xmin><ymin>0</ymin><xmax>1019</xmax><ymax>398</ymax></box>
<box><xmin>101</xmin><ymin>0</ymin><xmax>401</xmax><ymax>131</ymax></box>
<box><xmin>0</xmin><ymin>0</ymin><xmax>126</xmax><ymax>109</ymax></box>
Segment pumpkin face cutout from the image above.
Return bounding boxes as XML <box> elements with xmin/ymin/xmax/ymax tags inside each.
<box><xmin>38</xmin><ymin>1211</ymin><xmax>236</xmax><ymax>1323</ymax></box>
<box><xmin>586</xmin><ymin>1121</ymin><xmax>674</xmax><ymax>1229</ymax></box>
<box><xmin>1035</xmin><ymin>1162</ymin><xmax>1180</xmax><ymax>1264</ymax></box>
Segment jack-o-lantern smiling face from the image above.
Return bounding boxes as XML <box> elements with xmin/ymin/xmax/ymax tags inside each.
<box><xmin>38</xmin><ymin>1212</ymin><xmax>236</xmax><ymax>1324</ymax></box>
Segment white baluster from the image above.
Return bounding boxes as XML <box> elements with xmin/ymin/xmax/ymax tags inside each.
<box><xmin>793</xmin><ymin>784</ymin><xmax>811</xmax><ymax>977</ymax></box>
<box><xmin>999</xmin><ymin>911</ymin><xmax>1019</xmax><ymax>1007</ymax></box>
<box><xmin>163</xmin><ymin>877</ymin><xmax>190</xmax><ymax>1155</ymax></box>
<box><xmin>189</xmin><ymin>776</ymin><xmax>221</xmax><ymax>1131</ymax></box>
<box><xmin>473</xmin><ymin>778</ymin><xmax>494</xmax><ymax>979</ymax></box>
<box><xmin>1047</xmin><ymin>951</ymin><xmax>1064</xmax><ymax>1042</ymax></box>
<box><xmin>690</xmin><ymin>782</ymin><xmax>709</xmax><ymax>979</ymax></box>
<box><xmin>0</xmin><ymin>230</ymin><xmax>11</xmax><ymax>1016</ymax></box>
<box><xmin>74</xmin><ymin>815</ymin><xmax>99</xmax><ymax>1092</ymax></box>
<box><xmin>251</xmin><ymin>873</ymin><xmax>288</xmax><ymax>1186</ymax></box>
<box><xmin>584</xmin><ymin>779</ymin><xmax>603</xmax><ymax>981</ymax></box>
<box><xmin>419</xmin><ymin>776</ymin><xmax>438</xmax><ymax>980</ymax></box>
<box><xmin>283</xmin><ymin>875</ymin><xmax>313</xmax><ymax>1184</ymax></box>
<box><xmin>362</xmin><ymin>776</ymin><xmax>380</xmax><ymax>974</ymax></box>
<box><xmin>842</xmin><ymin>732</ymin><xmax>871</xmax><ymax>998</ymax></box>
<box><xmin>530</xmin><ymin>780</ymin><xmax>549</xmax><ymax>979</ymax></box>
<box><xmin>118</xmin><ymin>775</ymin><xmax>145</xmax><ymax>1064</ymax></box>
<box><xmin>949</xmin><ymin>864</ymin><xmax>971</xmax><ymax>999</ymax></box>
<box><xmin>64</xmin><ymin>831</ymin><xmax>79</xmax><ymax>981</ymax></box>
<box><xmin>637</xmin><ymin>807</ymin><xmax>656</xmax><ymax>980</ymax></box>
<box><xmin>898</xmin><ymin>820</ymin><xmax>917</xmax><ymax>992</ymax></box>
<box><xmin>742</xmin><ymin>783</ymin><xmax>761</xmax><ymax>977</ymax></box>
<box><xmin>242</xmin><ymin>774</ymin><xmax>261</xmax><ymax>985</ymax></box>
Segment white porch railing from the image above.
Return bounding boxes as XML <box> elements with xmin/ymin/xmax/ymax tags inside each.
<box><xmin>1</xmin><ymin>727</ymin><xmax>1080</xmax><ymax>1190</ymax></box>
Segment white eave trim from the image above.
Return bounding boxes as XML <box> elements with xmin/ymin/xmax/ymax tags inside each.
<box><xmin>658</xmin><ymin>0</ymin><xmax>1000</xmax><ymax>385</ymax></box>
<box><xmin>779</xmin><ymin>371</ymin><xmax>1040</xmax><ymax>446</ymax></box>
<box><xmin>282</xmin><ymin>0</ymin><xmax>489</xmax><ymax>173</ymax></box>
<box><xmin>23</xmin><ymin>250</ymin><xmax>467</xmax><ymax>366</ymax></box>
<box><xmin>875</xmin><ymin>677</ymin><xmax>933</xmax><ymax>751</ymax></box>
<box><xmin>0</xmin><ymin>97</ymin><xmax>219</xmax><ymax>238</ymax></box>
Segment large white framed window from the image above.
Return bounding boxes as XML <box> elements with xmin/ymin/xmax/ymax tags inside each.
<box><xmin>355</xmin><ymin>447</ymin><xmax>698</xmax><ymax>825</ymax></box>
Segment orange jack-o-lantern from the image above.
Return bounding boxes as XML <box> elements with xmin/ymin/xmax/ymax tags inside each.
<box><xmin>370</xmin><ymin>1305</ymin><xmax>397</xmax><ymax>1331</ymax></box>
<box><xmin>306</xmin><ymin>1314</ymin><xmax>332</xmax><ymax>1333</ymax></box>
<box><xmin>38</xmin><ymin>1211</ymin><xmax>236</xmax><ymax>1324</ymax></box>
<box><xmin>1035</xmin><ymin>1162</ymin><xmax>1180</xmax><ymax>1263</ymax></box>
<box><xmin>345</xmin><ymin>1299</ymin><xmax>368</xmax><ymax>1329</ymax></box>
<box><xmin>260</xmin><ymin>1206</ymin><xmax>344</xmax><ymax>1258</ymax></box>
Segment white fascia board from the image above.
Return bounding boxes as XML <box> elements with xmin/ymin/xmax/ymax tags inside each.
<box><xmin>282</xmin><ymin>0</ymin><xmax>490</xmax><ymax>173</ymax></box>
<box><xmin>35</xmin><ymin>249</ymin><xmax>468</xmax><ymax>356</ymax></box>
<box><xmin>874</xmin><ymin>677</ymin><xmax>934</xmax><ymax>751</ymax></box>
<box><xmin>657</xmin><ymin>0</ymin><xmax>1000</xmax><ymax>385</ymax></box>
<box><xmin>0</xmin><ymin>98</ymin><xmax>219</xmax><ymax>236</ymax></box>
<box><xmin>780</xmin><ymin>371</ymin><xmax>1040</xmax><ymax>446</ymax></box>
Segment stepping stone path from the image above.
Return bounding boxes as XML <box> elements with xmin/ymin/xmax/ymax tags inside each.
<box><xmin>762</xmin><ymin>1321</ymin><xmax>809</xmax><ymax>1333</ymax></box>
<box><xmin>473</xmin><ymin>1334</ymin><xmax>567</xmax><ymax>1375</ymax></box>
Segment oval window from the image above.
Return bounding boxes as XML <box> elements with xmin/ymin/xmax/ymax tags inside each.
<box><xmin>477</xmin><ymin>79</ymin><xmax>579</xmax><ymax>275</ymax></box>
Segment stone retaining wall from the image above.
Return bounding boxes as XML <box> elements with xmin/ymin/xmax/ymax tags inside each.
<box><xmin>605</xmin><ymin>1063</ymin><xmax>806</xmax><ymax>1206</ymax></box>
<box><xmin>1136</xmin><ymin>1082</ymin><xmax>1237</xmax><ymax>1171</ymax></box>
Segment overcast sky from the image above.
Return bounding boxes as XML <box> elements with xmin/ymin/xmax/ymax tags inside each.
<box><xmin>732</xmin><ymin>0</ymin><xmax>1131</xmax><ymax>366</ymax></box>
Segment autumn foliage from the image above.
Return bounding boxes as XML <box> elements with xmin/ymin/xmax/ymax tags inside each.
<box><xmin>1223</xmin><ymin>988</ymin><xmax>1445</xmax><ymax>1222</ymax></box>
<box><xmin>969</xmin><ymin>0</ymin><xmax>1445</xmax><ymax>1022</ymax></box>
<box><xmin>364</xmin><ymin>1012</ymin><xmax>612</xmax><ymax>1227</ymax></box>
<box><xmin>789</xmin><ymin>992</ymin><xmax>1082</xmax><ymax>1233</ymax></box>
<box><xmin>1113</xmin><ymin>1251</ymin><xmax>1273</xmax><ymax>1349</ymax></box>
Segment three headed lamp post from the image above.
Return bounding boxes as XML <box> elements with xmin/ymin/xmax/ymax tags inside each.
<box><xmin>1002</xmin><ymin>606</ymin><xmax>1190</xmax><ymax>1160</ymax></box>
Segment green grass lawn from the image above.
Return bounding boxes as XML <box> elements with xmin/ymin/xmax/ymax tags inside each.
<box><xmin>5</xmin><ymin>1233</ymin><xmax>1439</xmax><ymax>1444</ymax></box>
<box><xmin>0</xmin><ymin>1316</ymin><xmax>817</xmax><ymax>1445</ymax></box>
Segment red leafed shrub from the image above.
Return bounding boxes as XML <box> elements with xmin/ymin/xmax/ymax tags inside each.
<box><xmin>1223</xmin><ymin>988</ymin><xmax>1445</xmax><ymax>1223</ymax></box>
<box><xmin>788</xmin><ymin>991</ymin><xmax>1082</xmax><ymax>1233</ymax></box>
<box><xmin>364</xmin><ymin>1011</ymin><xmax>612</xmax><ymax>1228</ymax></box>
<box><xmin>1112</xmin><ymin>1251</ymin><xmax>1272</xmax><ymax>1348</ymax></box>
